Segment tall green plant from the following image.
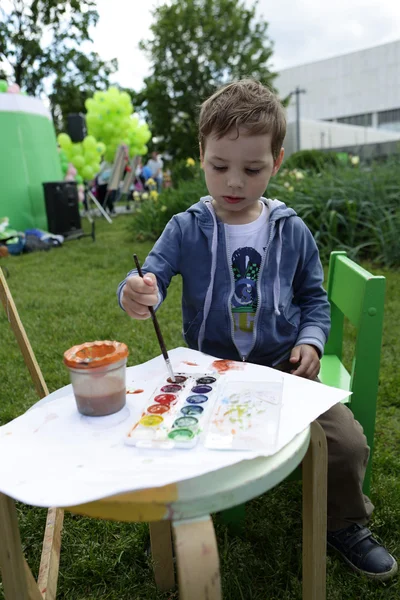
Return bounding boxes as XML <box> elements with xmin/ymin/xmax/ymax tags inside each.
<box><xmin>269</xmin><ymin>157</ymin><xmax>400</xmax><ymax>267</ymax></box>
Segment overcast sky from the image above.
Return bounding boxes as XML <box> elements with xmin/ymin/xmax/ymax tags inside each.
<box><xmin>91</xmin><ymin>0</ymin><xmax>400</xmax><ymax>91</ymax></box>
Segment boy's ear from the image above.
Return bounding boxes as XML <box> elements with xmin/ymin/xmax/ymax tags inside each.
<box><xmin>272</xmin><ymin>148</ymin><xmax>285</xmax><ymax>176</ymax></box>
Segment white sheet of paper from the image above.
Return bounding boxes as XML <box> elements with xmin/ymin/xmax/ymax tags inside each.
<box><xmin>0</xmin><ymin>347</ymin><xmax>350</xmax><ymax>507</ymax></box>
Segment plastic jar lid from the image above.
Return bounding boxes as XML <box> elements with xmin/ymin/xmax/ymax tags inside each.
<box><xmin>63</xmin><ymin>340</ymin><xmax>128</xmax><ymax>369</ymax></box>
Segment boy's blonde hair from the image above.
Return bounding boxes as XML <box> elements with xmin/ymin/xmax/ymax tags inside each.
<box><xmin>199</xmin><ymin>79</ymin><xmax>286</xmax><ymax>160</ymax></box>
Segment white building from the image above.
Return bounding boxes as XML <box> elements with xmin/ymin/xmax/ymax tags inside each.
<box><xmin>276</xmin><ymin>39</ymin><xmax>400</xmax><ymax>155</ymax></box>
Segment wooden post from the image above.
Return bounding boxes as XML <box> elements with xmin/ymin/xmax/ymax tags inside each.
<box><xmin>302</xmin><ymin>421</ymin><xmax>328</xmax><ymax>600</ymax></box>
<box><xmin>37</xmin><ymin>507</ymin><xmax>64</xmax><ymax>599</ymax></box>
<box><xmin>0</xmin><ymin>493</ymin><xmax>43</xmax><ymax>600</ymax></box>
<box><xmin>0</xmin><ymin>270</ymin><xmax>64</xmax><ymax>599</ymax></box>
<box><xmin>0</xmin><ymin>268</ymin><xmax>48</xmax><ymax>399</ymax></box>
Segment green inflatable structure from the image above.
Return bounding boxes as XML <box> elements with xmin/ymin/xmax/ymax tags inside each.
<box><xmin>0</xmin><ymin>94</ymin><xmax>62</xmax><ymax>231</ymax></box>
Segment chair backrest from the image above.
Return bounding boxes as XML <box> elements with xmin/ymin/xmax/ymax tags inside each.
<box><xmin>325</xmin><ymin>251</ymin><xmax>385</xmax><ymax>490</ymax></box>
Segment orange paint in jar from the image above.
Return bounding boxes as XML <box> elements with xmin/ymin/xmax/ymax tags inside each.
<box><xmin>64</xmin><ymin>341</ymin><xmax>129</xmax><ymax>417</ymax></box>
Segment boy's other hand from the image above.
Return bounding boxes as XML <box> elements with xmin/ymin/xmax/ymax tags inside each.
<box><xmin>121</xmin><ymin>273</ymin><xmax>158</xmax><ymax>320</ymax></box>
<box><xmin>289</xmin><ymin>344</ymin><xmax>320</xmax><ymax>380</ymax></box>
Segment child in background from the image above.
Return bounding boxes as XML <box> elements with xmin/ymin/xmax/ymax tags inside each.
<box><xmin>117</xmin><ymin>79</ymin><xmax>397</xmax><ymax>581</ymax></box>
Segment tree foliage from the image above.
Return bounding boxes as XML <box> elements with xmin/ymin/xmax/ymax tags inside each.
<box><xmin>0</xmin><ymin>0</ymin><xmax>117</xmax><ymax>130</ymax></box>
<box><xmin>139</xmin><ymin>0</ymin><xmax>277</xmax><ymax>159</ymax></box>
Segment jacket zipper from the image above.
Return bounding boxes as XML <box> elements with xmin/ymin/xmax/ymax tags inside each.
<box><xmin>224</xmin><ymin>221</ymin><xmax>276</xmax><ymax>362</ymax></box>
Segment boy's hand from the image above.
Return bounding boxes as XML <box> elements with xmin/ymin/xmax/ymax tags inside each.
<box><xmin>289</xmin><ymin>344</ymin><xmax>320</xmax><ymax>380</ymax></box>
<box><xmin>121</xmin><ymin>273</ymin><xmax>158</xmax><ymax>320</ymax></box>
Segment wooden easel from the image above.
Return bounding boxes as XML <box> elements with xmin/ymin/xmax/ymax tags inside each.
<box><xmin>0</xmin><ymin>269</ymin><xmax>64</xmax><ymax>599</ymax></box>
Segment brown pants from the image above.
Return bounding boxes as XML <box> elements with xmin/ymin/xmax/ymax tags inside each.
<box><xmin>276</xmin><ymin>362</ymin><xmax>374</xmax><ymax>531</ymax></box>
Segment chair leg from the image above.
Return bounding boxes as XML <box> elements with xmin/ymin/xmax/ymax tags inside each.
<box><xmin>172</xmin><ymin>515</ymin><xmax>221</xmax><ymax>600</ymax></box>
<box><xmin>0</xmin><ymin>492</ymin><xmax>43</xmax><ymax>600</ymax></box>
<box><xmin>302</xmin><ymin>421</ymin><xmax>328</xmax><ymax>600</ymax></box>
<box><xmin>149</xmin><ymin>521</ymin><xmax>175</xmax><ymax>591</ymax></box>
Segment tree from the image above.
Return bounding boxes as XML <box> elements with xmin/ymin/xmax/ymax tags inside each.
<box><xmin>0</xmin><ymin>0</ymin><xmax>117</xmax><ymax>130</ymax></box>
<box><xmin>139</xmin><ymin>0</ymin><xmax>277</xmax><ymax>159</ymax></box>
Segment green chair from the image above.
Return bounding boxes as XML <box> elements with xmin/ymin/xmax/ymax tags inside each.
<box><xmin>221</xmin><ymin>250</ymin><xmax>385</xmax><ymax>529</ymax></box>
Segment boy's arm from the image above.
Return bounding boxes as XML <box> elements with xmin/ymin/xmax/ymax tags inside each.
<box><xmin>292</xmin><ymin>223</ymin><xmax>331</xmax><ymax>357</ymax></box>
<box><xmin>117</xmin><ymin>216</ymin><xmax>182</xmax><ymax>311</ymax></box>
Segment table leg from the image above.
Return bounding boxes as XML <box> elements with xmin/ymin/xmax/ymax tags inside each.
<box><xmin>302</xmin><ymin>421</ymin><xmax>328</xmax><ymax>600</ymax></box>
<box><xmin>172</xmin><ymin>515</ymin><xmax>221</xmax><ymax>600</ymax></box>
<box><xmin>149</xmin><ymin>521</ymin><xmax>175</xmax><ymax>591</ymax></box>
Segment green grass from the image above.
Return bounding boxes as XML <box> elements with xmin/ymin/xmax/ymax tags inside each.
<box><xmin>0</xmin><ymin>214</ymin><xmax>399</xmax><ymax>599</ymax></box>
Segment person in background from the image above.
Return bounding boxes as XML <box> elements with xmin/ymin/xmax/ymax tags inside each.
<box><xmin>146</xmin><ymin>151</ymin><xmax>164</xmax><ymax>192</ymax></box>
<box><xmin>96</xmin><ymin>159</ymin><xmax>115</xmax><ymax>214</ymax></box>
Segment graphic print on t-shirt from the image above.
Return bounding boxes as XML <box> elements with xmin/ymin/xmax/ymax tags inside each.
<box><xmin>231</xmin><ymin>246</ymin><xmax>262</xmax><ymax>334</ymax></box>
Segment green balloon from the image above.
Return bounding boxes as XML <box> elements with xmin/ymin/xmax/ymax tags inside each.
<box><xmin>103</xmin><ymin>122</ymin><xmax>114</xmax><ymax>135</ymax></box>
<box><xmin>73</xmin><ymin>155</ymin><xmax>85</xmax><ymax>169</ymax></box>
<box><xmin>57</xmin><ymin>133</ymin><xmax>72</xmax><ymax>148</ymax></box>
<box><xmin>83</xmin><ymin>135</ymin><xmax>97</xmax><ymax>150</ymax></box>
<box><xmin>0</xmin><ymin>80</ymin><xmax>8</xmax><ymax>93</ymax></box>
<box><xmin>75</xmin><ymin>175</ymin><xmax>83</xmax><ymax>184</ymax></box>
<box><xmin>82</xmin><ymin>165</ymin><xmax>94</xmax><ymax>180</ymax></box>
<box><xmin>71</xmin><ymin>143</ymin><xmax>83</xmax><ymax>156</ymax></box>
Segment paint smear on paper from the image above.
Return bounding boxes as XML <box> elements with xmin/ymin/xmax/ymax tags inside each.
<box><xmin>211</xmin><ymin>359</ymin><xmax>244</xmax><ymax>374</ymax></box>
<box><xmin>127</xmin><ymin>388</ymin><xmax>144</xmax><ymax>394</ymax></box>
<box><xmin>33</xmin><ymin>413</ymin><xmax>58</xmax><ymax>433</ymax></box>
<box><xmin>128</xmin><ymin>412</ymin><xmax>146</xmax><ymax>436</ymax></box>
<box><xmin>182</xmin><ymin>361</ymin><xmax>198</xmax><ymax>366</ymax></box>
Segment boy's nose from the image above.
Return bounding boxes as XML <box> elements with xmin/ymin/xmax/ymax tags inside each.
<box><xmin>227</xmin><ymin>173</ymin><xmax>244</xmax><ymax>189</ymax></box>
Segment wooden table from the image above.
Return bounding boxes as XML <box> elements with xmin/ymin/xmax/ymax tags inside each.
<box><xmin>1</xmin><ymin>384</ymin><xmax>327</xmax><ymax>600</ymax></box>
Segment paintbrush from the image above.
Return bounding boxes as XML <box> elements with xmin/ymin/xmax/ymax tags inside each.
<box><xmin>133</xmin><ymin>254</ymin><xmax>176</xmax><ymax>383</ymax></box>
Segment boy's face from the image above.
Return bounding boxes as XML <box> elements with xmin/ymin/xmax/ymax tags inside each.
<box><xmin>201</xmin><ymin>128</ymin><xmax>284</xmax><ymax>224</ymax></box>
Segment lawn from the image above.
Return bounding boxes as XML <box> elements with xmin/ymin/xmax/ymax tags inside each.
<box><xmin>0</xmin><ymin>214</ymin><xmax>399</xmax><ymax>599</ymax></box>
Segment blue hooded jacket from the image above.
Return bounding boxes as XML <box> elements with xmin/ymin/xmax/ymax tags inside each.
<box><xmin>118</xmin><ymin>196</ymin><xmax>331</xmax><ymax>366</ymax></box>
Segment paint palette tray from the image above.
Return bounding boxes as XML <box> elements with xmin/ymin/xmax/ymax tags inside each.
<box><xmin>125</xmin><ymin>373</ymin><xmax>219</xmax><ymax>449</ymax></box>
<box><xmin>204</xmin><ymin>377</ymin><xmax>283</xmax><ymax>452</ymax></box>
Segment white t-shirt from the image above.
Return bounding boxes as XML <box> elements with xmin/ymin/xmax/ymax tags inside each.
<box><xmin>147</xmin><ymin>157</ymin><xmax>164</xmax><ymax>178</ymax></box>
<box><xmin>224</xmin><ymin>202</ymin><xmax>269</xmax><ymax>357</ymax></box>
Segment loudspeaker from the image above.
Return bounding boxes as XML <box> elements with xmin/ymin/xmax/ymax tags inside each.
<box><xmin>43</xmin><ymin>181</ymin><xmax>83</xmax><ymax>238</ymax></box>
<box><xmin>67</xmin><ymin>113</ymin><xmax>87</xmax><ymax>142</ymax></box>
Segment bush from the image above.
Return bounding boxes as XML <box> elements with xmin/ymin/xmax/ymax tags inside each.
<box><xmin>131</xmin><ymin>156</ymin><xmax>400</xmax><ymax>267</ymax></box>
<box><xmin>171</xmin><ymin>159</ymin><xmax>202</xmax><ymax>185</ymax></box>
<box><xmin>283</xmin><ymin>149</ymin><xmax>340</xmax><ymax>172</ymax></box>
<box><xmin>269</xmin><ymin>156</ymin><xmax>400</xmax><ymax>267</ymax></box>
<box><xmin>130</xmin><ymin>176</ymin><xmax>208</xmax><ymax>242</ymax></box>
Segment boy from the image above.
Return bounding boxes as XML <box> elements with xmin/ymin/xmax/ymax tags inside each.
<box><xmin>118</xmin><ymin>79</ymin><xmax>397</xmax><ymax>580</ymax></box>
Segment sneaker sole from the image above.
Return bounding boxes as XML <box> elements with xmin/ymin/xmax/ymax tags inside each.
<box><xmin>328</xmin><ymin>542</ymin><xmax>398</xmax><ymax>581</ymax></box>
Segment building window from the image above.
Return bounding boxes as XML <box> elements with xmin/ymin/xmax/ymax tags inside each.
<box><xmin>336</xmin><ymin>113</ymin><xmax>373</xmax><ymax>127</ymax></box>
<box><xmin>378</xmin><ymin>108</ymin><xmax>400</xmax><ymax>131</ymax></box>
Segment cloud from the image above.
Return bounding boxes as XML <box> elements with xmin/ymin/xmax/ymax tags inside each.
<box><xmin>90</xmin><ymin>0</ymin><xmax>400</xmax><ymax>89</ymax></box>
<box><xmin>255</xmin><ymin>0</ymin><xmax>400</xmax><ymax>70</ymax></box>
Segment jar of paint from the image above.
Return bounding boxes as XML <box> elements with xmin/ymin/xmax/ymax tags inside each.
<box><xmin>63</xmin><ymin>340</ymin><xmax>129</xmax><ymax>416</ymax></box>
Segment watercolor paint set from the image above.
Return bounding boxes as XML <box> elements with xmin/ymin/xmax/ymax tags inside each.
<box><xmin>125</xmin><ymin>373</ymin><xmax>219</xmax><ymax>449</ymax></box>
